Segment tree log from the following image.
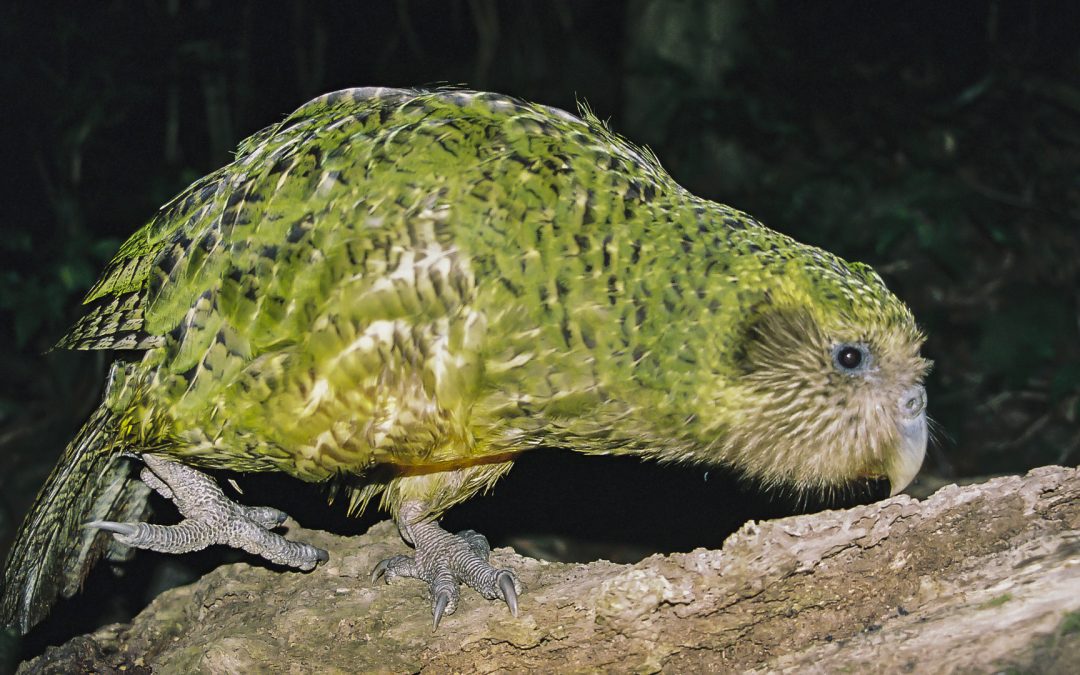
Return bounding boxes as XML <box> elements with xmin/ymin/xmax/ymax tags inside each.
<box><xmin>19</xmin><ymin>466</ymin><xmax>1080</xmax><ymax>673</ymax></box>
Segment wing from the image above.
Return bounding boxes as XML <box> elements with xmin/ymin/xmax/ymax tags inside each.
<box><xmin>55</xmin><ymin>87</ymin><xmax>420</xmax><ymax>353</ymax></box>
<box><xmin>54</xmin><ymin>168</ymin><xmax>231</xmax><ymax>350</ymax></box>
<box><xmin>57</xmin><ymin>86</ymin><xmax>625</xmax><ymax>359</ymax></box>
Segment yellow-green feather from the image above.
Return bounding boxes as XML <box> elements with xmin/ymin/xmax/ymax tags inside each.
<box><xmin>59</xmin><ymin>87</ymin><xmax>921</xmax><ymax>509</ymax></box>
<box><xmin>6</xmin><ymin>88</ymin><xmax>926</xmax><ymax>635</ymax></box>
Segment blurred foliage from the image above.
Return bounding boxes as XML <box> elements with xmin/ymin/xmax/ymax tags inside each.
<box><xmin>0</xmin><ymin>0</ymin><xmax>1077</xmax><ymax>583</ymax></box>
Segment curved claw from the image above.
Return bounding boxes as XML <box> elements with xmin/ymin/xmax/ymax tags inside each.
<box><xmin>433</xmin><ymin>590</ymin><xmax>451</xmax><ymax>630</ymax></box>
<box><xmin>371</xmin><ymin>559</ymin><xmax>391</xmax><ymax>584</ymax></box>
<box><xmin>497</xmin><ymin>571</ymin><xmax>519</xmax><ymax>617</ymax></box>
<box><xmin>86</xmin><ymin>520</ymin><xmax>139</xmax><ymax>537</ymax></box>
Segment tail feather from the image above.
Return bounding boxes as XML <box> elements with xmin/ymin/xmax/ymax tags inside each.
<box><xmin>1</xmin><ymin>405</ymin><xmax>150</xmax><ymax>634</ymax></box>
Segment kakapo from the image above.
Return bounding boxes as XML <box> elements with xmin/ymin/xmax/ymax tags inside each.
<box><xmin>1</xmin><ymin>88</ymin><xmax>929</xmax><ymax>632</ymax></box>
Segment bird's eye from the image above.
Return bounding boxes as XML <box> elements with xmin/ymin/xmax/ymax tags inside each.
<box><xmin>832</xmin><ymin>343</ymin><xmax>870</xmax><ymax>373</ymax></box>
<box><xmin>837</xmin><ymin>346</ymin><xmax>862</xmax><ymax>369</ymax></box>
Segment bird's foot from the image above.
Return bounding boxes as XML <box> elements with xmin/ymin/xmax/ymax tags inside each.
<box><xmin>88</xmin><ymin>453</ymin><xmax>327</xmax><ymax>570</ymax></box>
<box><xmin>372</xmin><ymin>501</ymin><xmax>521</xmax><ymax>629</ymax></box>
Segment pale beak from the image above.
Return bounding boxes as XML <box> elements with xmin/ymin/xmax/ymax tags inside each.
<box><xmin>888</xmin><ymin>386</ymin><xmax>927</xmax><ymax>496</ymax></box>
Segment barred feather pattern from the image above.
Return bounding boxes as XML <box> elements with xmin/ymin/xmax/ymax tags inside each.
<box><xmin>1</xmin><ymin>364</ymin><xmax>151</xmax><ymax>633</ymax></box>
<box><xmin>6</xmin><ymin>87</ymin><xmax>929</xmax><ymax>633</ymax></box>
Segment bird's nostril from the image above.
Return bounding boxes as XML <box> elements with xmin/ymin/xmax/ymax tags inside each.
<box><xmin>902</xmin><ymin>388</ymin><xmax>926</xmax><ymax>417</ymax></box>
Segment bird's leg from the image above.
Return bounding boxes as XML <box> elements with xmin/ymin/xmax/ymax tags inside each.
<box><xmin>88</xmin><ymin>453</ymin><xmax>328</xmax><ymax>570</ymax></box>
<box><xmin>372</xmin><ymin>500</ymin><xmax>521</xmax><ymax>629</ymax></box>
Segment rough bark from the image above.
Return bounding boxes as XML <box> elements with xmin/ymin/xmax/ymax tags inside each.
<box><xmin>20</xmin><ymin>466</ymin><xmax>1080</xmax><ymax>674</ymax></box>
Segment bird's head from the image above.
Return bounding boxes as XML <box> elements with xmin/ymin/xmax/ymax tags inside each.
<box><xmin>706</xmin><ymin>242</ymin><xmax>930</xmax><ymax>497</ymax></box>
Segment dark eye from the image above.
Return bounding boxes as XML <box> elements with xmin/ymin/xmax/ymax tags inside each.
<box><xmin>837</xmin><ymin>346</ymin><xmax>862</xmax><ymax>369</ymax></box>
<box><xmin>832</xmin><ymin>343</ymin><xmax>870</xmax><ymax>373</ymax></box>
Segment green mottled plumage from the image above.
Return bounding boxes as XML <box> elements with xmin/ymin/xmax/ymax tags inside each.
<box><xmin>3</xmin><ymin>88</ymin><xmax>928</xmax><ymax>633</ymax></box>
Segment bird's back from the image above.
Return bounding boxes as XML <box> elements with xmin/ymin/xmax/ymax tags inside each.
<box><xmin>55</xmin><ymin>88</ymin><xmax>725</xmax><ymax>483</ymax></box>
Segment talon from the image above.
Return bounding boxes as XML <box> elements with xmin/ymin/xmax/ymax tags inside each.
<box><xmin>86</xmin><ymin>520</ymin><xmax>139</xmax><ymax>537</ymax></box>
<box><xmin>382</xmin><ymin>502</ymin><xmax>525</xmax><ymax>625</ymax></box>
<box><xmin>433</xmin><ymin>590</ymin><xmax>451</xmax><ymax>630</ymax></box>
<box><xmin>497</xmin><ymin>571</ymin><xmax>519</xmax><ymax>617</ymax></box>
<box><xmin>371</xmin><ymin>559</ymin><xmax>390</xmax><ymax>584</ymax></box>
<box><xmin>88</xmin><ymin>455</ymin><xmax>325</xmax><ymax>568</ymax></box>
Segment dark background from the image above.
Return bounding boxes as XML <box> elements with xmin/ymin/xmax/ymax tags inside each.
<box><xmin>1</xmin><ymin>0</ymin><xmax>1078</xmax><ymax>660</ymax></box>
